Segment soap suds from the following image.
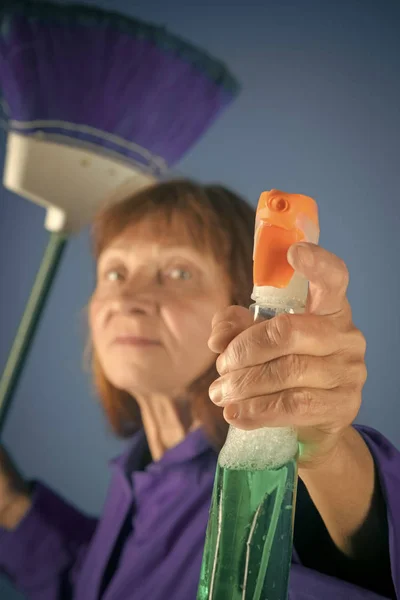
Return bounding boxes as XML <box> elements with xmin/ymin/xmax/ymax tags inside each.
<box><xmin>219</xmin><ymin>426</ymin><xmax>298</xmax><ymax>470</ymax></box>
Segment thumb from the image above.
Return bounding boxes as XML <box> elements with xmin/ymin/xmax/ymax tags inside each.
<box><xmin>208</xmin><ymin>306</ymin><xmax>254</xmax><ymax>354</ymax></box>
<box><xmin>287</xmin><ymin>243</ymin><xmax>349</xmax><ymax>316</ymax></box>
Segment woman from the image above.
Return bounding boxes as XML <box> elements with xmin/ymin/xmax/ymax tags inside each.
<box><xmin>0</xmin><ymin>180</ymin><xmax>398</xmax><ymax>600</ymax></box>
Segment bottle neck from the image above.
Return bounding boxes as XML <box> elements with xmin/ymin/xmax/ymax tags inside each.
<box><xmin>251</xmin><ymin>271</ymin><xmax>309</xmax><ymax>316</ymax></box>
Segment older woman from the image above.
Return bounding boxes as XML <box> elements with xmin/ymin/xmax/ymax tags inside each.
<box><xmin>0</xmin><ymin>180</ymin><xmax>398</xmax><ymax>600</ymax></box>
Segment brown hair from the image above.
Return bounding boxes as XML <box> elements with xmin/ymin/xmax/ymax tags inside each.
<box><xmin>90</xmin><ymin>178</ymin><xmax>255</xmax><ymax>448</ymax></box>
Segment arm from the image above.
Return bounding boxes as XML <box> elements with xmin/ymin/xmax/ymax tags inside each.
<box><xmin>0</xmin><ymin>478</ymin><xmax>97</xmax><ymax>600</ymax></box>
<box><xmin>208</xmin><ymin>245</ymin><xmax>397</xmax><ymax>596</ymax></box>
<box><xmin>295</xmin><ymin>425</ymin><xmax>398</xmax><ymax>598</ymax></box>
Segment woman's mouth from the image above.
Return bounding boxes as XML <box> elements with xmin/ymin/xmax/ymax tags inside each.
<box><xmin>112</xmin><ymin>335</ymin><xmax>161</xmax><ymax>347</ymax></box>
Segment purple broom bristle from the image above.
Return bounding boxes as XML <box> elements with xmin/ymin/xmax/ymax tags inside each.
<box><xmin>0</xmin><ymin>0</ymin><xmax>241</xmax><ymax>171</ymax></box>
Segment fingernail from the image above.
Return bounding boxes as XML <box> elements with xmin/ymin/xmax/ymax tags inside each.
<box><xmin>287</xmin><ymin>243</ymin><xmax>314</xmax><ymax>268</ymax></box>
<box><xmin>225</xmin><ymin>404</ymin><xmax>240</xmax><ymax>421</ymax></box>
<box><xmin>211</xmin><ymin>321</ymin><xmax>233</xmax><ymax>337</ymax></box>
<box><xmin>209</xmin><ymin>381</ymin><xmax>223</xmax><ymax>404</ymax></box>
<box><xmin>208</xmin><ymin>323</ymin><xmax>231</xmax><ymax>348</ymax></box>
<box><xmin>216</xmin><ymin>354</ymin><xmax>227</xmax><ymax>375</ymax></box>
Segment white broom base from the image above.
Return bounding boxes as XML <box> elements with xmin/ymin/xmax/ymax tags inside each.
<box><xmin>3</xmin><ymin>132</ymin><xmax>155</xmax><ymax>233</ymax></box>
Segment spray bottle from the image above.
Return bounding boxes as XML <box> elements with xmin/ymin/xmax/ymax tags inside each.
<box><xmin>197</xmin><ymin>190</ymin><xmax>319</xmax><ymax>600</ymax></box>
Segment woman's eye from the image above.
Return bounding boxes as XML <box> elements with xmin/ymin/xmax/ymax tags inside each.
<box><xmin>167</xmin><ymin>268</ymin><xmax>192</xmax><ymax>281</ymax></box>
<box><xmin>105</xmin><ymin>269</ymin><xmax>125</xmax><ymax>282</ymax></box>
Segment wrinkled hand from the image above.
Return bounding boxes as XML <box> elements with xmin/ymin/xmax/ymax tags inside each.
<box><xmin>208</xmin><ymin>243</ymin><xmax>367</xmax><ymax>469</ymax></box>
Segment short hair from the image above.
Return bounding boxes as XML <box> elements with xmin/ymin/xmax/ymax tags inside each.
<box><xmin>90</xmin><ymin>179</ymin><xmax>255</xmax><ymax>448</ymax></box>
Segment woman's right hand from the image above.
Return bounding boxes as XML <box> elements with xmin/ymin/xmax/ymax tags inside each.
<box><xmin>0</xmin><ymin>445</ymin><xmax>32</xmax><ymax>530</ymax></box>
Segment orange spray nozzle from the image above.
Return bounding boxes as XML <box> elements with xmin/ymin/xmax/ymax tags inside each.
<box><xmin>254</xmin><ymin>189</ymin><xmax>319</xmax><ymax>288</ymax></box>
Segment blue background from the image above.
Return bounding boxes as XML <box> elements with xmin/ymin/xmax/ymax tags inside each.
<box><xmin>1</xmin><ymin>1</ymin><xmax>399</xmax><ymax>597</ymax></box>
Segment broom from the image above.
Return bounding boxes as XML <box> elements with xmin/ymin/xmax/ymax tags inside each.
<box><xmin>0</xmin><ymin>0</ymin><xmax>240</xmax><ymax>433</ymax></box>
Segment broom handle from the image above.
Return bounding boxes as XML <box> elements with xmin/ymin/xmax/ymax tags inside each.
<box><xmin>0</xmin><ymin>232</ymin><xmax>67</xmax><ymax>435</ymax></box>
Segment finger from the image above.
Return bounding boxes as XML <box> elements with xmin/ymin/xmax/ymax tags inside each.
<box><xmin>209</xmin><ymin>305</ymin><xmax>254</xmax><ymax>354</ymax></box>
<box><xmin>222</xmin><ymin>387</ymin><xmax>360</xmax><ymax>430</ymax></box>
<box><xmin>287</xmin><ymin>243</ymin><xmax>349</xmax><ymax>316</ymax></box>
<box><xmin>216</xmin><ymin>311</ymin><xmax>364</xmax><ymax>374</ymax></box>
<box><xmin>209</xmin><ymin>354</ymin><xmax>363</xmax><ymax>406</ymax></box>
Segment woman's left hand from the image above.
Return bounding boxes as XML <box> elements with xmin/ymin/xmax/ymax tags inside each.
<box><xmin>208</xmin><ymin>242</ymin><xmax>368</xmax><ymax>469</ymax></box>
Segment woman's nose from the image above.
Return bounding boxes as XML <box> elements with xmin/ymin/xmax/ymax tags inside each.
<box><xmin>113</xmin><ymin>283</ymin><xmax>159</xmax><ymax>316</ymax></box>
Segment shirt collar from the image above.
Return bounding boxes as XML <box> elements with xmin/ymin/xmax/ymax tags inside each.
<box><xmin>152</xmin><ymin>427</ymin><xmax>214</xmax><ymax>469</ymax></box>
<box><xmin>110</xmin><ymin>427</ymin><xmax>215</xmax><ymax>480</ymax></box>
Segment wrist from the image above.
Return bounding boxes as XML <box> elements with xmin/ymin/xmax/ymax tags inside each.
<box><xmin>298</xmin><ymin>427</ymin><xmax>352</xmax><ymax>482</ymax></box>
<box><xmin>297</xmin><ymin>426</ymin><xmax>379</xmax><ymax>560</ymax></box>
<box><xmin>298</xmin><ymin>426</ymin><xmax>375</xmax><ymax>515</ymax></box>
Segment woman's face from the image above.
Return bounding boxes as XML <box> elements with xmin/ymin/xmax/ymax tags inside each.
<box><xmin>90</xmin><ymin>218</ymin><xmax>231</xmax><ymax>398</ymax></box>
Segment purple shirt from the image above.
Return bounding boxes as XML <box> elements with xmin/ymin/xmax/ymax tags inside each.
<box><xmin>0</xmin><ymin>425</ymin><xmax>398</xmax><ymax>599</ymax></box>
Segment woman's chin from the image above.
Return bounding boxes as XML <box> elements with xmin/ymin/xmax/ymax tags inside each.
<box><xmin>100</xmin><ymin>351</ymin><xmax>207</xmax><ymax>398</ymax></box>
<box><xmin>106</xmin><ymin>366</ymin><xmax>180</xmax><ymax>398</ymax></box>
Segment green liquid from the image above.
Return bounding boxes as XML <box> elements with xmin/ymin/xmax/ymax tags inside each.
<box><xmin>197</xmin><ymin>459</ymin><xmax>297</xmax><ymax>600</ymax></box>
